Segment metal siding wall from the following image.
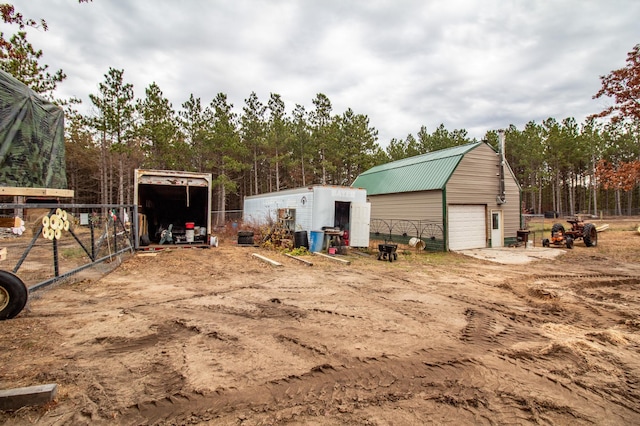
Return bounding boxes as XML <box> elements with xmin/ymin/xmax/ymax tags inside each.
<box><xmin>369</xmin><ymin>191</ymin><xmax>443</xmax><ymax>222</ymax></box>
<box><xmin>503</xmin><ymin>170</ymin><xmax>521</xmax><ymax>236</ymax></box>
<box><xmin>243</xmin><ymin>189</ymin><xmax>314</xmax><ymax>232</ymax></box>
<box><xmin>446</xmin><ymin>144</ymin><xmax>520</xmax><ymax>240</ymax></box>
<box><xmin>310</xmin><ymin>187</ymin><xmax>367</xmax><ymax>230</ymax></box>
<box><xmin>446</xmin><ymin>146</ymin><xmax>499</xmax><ymax>204</ymax></box>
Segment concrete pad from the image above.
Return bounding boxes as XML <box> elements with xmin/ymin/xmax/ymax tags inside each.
<box><xmin>457</xmin><ymin>247</ymin><xmax>566</xmax><ymax>264</ymax></box>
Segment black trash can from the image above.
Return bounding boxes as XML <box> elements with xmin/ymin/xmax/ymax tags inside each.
<box><xmin>294</xmin><ymin>230</ymin><xmax>309</xmax><ymax>249</ymax></box>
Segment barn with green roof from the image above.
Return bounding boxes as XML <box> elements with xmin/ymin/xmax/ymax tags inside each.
<box><xmin>352</xmin><ymin>141</ymin><xmax>521</xmax><ymax>251</ymax></box>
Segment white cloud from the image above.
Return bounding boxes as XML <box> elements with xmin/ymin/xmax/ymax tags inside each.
<box><xmin>12</xmin><ymin>0</ymin><xmax>640</xmax><ymax>145</ymax></box>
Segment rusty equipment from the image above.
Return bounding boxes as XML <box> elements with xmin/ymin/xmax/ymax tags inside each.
<box><xmin>542</xmin><ymin>216</ymin><xmax>598</xmax><ymax>249</ymax></box>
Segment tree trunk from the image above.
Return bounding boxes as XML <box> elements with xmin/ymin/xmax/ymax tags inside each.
<box><xmin>592</xmin><ymin>176</ymin><xmax>598</xmax><ymax>217</ymax></box>
<box><xmin>321</xmin><ymin>147</ymin><xmax>326</xmax><ymax>184</ymax></box>
<box><xmin>275</xmin><ymin>145</ymin><xmax>280</xmax><ymax>191</ymax></box>
<box><xmin>253</xmin><ymin>146</ymin><xmax>258</xmax><ymax>195</ymax></box>
<box><xmin>537</xmin><ymin>174</ymin><xmax>542</xmax><ymax>216</ymax></box>
<box><xmin>118</xmin><ymin>155</ymin><xmax>124</xmax><ymax>222</ymax></box>
<box><xmin>555</xmin><ymin>170</ymin><xmax>563</xmax><ymax>216</ymax></box>
<box><xmin>217</xmin><ymin>179</ymin><xmax>226</xmax><ymax>226</ymax></box>
<box><xmin>568</xmin><ymin>172</ymin><xmax>575</xmax><ymax>216</ymax></box>
<box><xmin>300</xmin><ymin>140</ymin><xmax>306</xmax><ymax>187</ymax></box>
<box><xmin>100</xmin><ymin>131</ymin><xmax>108</xmax><ymax>215</ymax></box>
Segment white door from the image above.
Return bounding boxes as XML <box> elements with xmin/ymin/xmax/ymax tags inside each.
<box><xmin>349</xmin><ymin>202</ymin><xmax>371</xmax><ymax>247</ymax></box>
<box><xmin>491</xmin><ymin>210</ymin><xmax>503</xmax><ymax>248</ymax></box>
<box><xmin>448</xmin><ymin>205</ymin><xmax>486</xmax><ymax>250</ymax></box>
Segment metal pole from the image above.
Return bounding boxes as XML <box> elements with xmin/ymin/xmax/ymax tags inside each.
<box><xmin>133</xmin><ymin>204</ymin><xmax>139</xmax><ymax>250</ymax></box>
<box><xmin>90</xmin><ymin>217</ymin><xmax>96</xmax><ymax>260</ymax></box>
<box><xmin>28</xmin><ymin>246</ymin><xmax>132</xmax><ymax>292</ymax></box>
<box><xmin>113</xmin><ymin>213</ymin><xmax>118</xmax><ymax>254</ymax></box>
<box><xmin>67</xmin><ymin>227</ymin><xmax>94</xmax><ymax>261</ymax></box>
<box><xmin>52</xmin><ymin>237</ymin><xmax>59</xmax><ymax>277</ymax></box>
<box><xmin>13</xmin><ymin>223</ymin><xmax>44</xmax><ymax>274</ymax></box>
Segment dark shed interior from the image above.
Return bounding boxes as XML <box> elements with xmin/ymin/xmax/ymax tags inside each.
<box><xmin>138</xmin><ymin>183</ymin><xmax>208</xmax><ymax>243</ymax></box>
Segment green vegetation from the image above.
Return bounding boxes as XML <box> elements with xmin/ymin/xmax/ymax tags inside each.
<box><xmin>286</xmin><ymin>247</ymin><xmax>310</xmax><ymax>256</ymax></box>
<box><xmin>60</xmin><ymin>247</ymin><xmax>88</xmax><ymax>259</ymax></box>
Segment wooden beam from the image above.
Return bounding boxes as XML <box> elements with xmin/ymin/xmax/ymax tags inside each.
<box><xmin>312</xmin><ymin>251</ymin><xmax>351</xmax><ymax>265</ymax></box>
<box><xmin>0</xmin><ymin>384</ymin><xmax>58</xmax><ymax>410</ymax></box>
<box><xmin>284</xmin><ymin>253</ymin><xmax>313</xmax><ymax>266</ymax></box>
<box><xmin>0</xmin><ymin>187</ymin><xmax>74</xmax><ymax>198</ymax></box>
<box><xmin>251</xmin><ymin>253</ymin><xmax>283</xmax><ymax>267</ymax></box>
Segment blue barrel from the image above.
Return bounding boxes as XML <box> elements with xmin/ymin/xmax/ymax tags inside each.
<box><xmin>309</xmin><ymin>230</ymin><xmax>324</xmax><ymax>252</ymax></box>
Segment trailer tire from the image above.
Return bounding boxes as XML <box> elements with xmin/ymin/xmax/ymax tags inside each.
<box><xmin>0</xmin><ymin>270</ymin><xmax>28</xmax><ymax>320</ymax></box>
<box><xmin>140</xmin><ymin>234</ymin><xmax>150</xmax><ymax>246</ymax></box>
<box><xmin>238</xmin><ymin>231</ymin><xmax>254</xmax><ymax>245</ymax></box>
<box><xmin>583</xmin><ymin>223</ymin><xmax>597</xmax><ymax>247</ymax></box>
<box><xmin>551</xmin><ymin>223</ymin><xmax>565</xmax><ymax>237</ymax></box>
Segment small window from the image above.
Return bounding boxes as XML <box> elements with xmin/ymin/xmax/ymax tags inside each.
<box><xmin>492</xmin><ymin>213</ymin><xmax>500</xmax><ymax>230</ymax></box>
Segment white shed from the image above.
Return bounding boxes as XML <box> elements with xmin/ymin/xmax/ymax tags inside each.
<box><xmin>243</xmin><ymin>185</ymin><xmax>370</xmax><ymax>247</ymax></box>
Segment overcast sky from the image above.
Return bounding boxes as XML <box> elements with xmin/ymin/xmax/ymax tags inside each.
<box><xmin>13</xmin><ymin>0</ymin><xmax>640</xmax><ymax>146</ymax></box>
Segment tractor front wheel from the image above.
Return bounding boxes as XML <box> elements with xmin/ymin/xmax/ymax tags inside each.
<box><xmin>583</xmin><ymin>223</ymin><xmax>597</xmax><ymax>247</ymax></box>
<box><xmin>0</xmin><ymin>270</ymin><xmax>28</xmax><ymax>320</ymax></box>
<box><xmin>565</xmin><ymin>236</ymin><xmax>574</xmax><ymax>249</ymax></box>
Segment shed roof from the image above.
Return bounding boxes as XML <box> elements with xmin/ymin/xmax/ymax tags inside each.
<box><xmin>352</xmin><ymin>142</ymin><xmax>483</xmax><ymax>195</ymax></box>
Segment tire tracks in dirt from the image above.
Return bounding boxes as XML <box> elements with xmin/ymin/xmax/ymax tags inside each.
<box><xmin>116</xmin><ymin>348</ymin><xmax>613</xmax><ymax>425</ymax></box>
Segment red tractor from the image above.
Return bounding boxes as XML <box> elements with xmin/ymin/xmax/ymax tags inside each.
<box><xmin>542</xmin><ymin>216</ymin><xmax>598</xmax><ymax>249</ymax></box>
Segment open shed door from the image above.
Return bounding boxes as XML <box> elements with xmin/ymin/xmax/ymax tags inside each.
<box><xmin>349</xmin><ymin>202</ymin><xmax>370</xmax><ymax>247</ymax></box>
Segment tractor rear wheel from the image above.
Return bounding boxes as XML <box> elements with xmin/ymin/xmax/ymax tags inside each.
<box><xmin>0</xmin><ymin>270</ymin><xmax>28</xmax><ymax>320</ymax></box>
<box><xmin>583</xmin><ymin>223</ymin><xmax>597</xmax><ymax>247</ymax></box>
<box><xmin>551</xmin><ymin>223</ymin><xmax>565</xmax><ymax>236</ymax></box>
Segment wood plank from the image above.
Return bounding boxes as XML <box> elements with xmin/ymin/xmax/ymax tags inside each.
<box><xmin>284</xmin><ymin>253</ymin><xmax>313</xmax><ymax>266</ymax></box>
<box><xmin>0</xmin><ymin>187</ymin><xmax>74</xmax><ymax>198</ymax></box>
<box><xmin>312</xmin><ymin>251</ymin><xmax>351</xmax><ymax>265</ymax></box>
<box><xmin>0</xmin><ymin>384</ymin><xmax>58</xmax><ymax>410</ymax></box>
<box><xmin>251</xmin><ymin>253</ymin><xmax>283</xmax><ymax>267</ymax></box>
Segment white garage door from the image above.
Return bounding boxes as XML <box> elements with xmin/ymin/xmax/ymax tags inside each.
<box><xmin>448</xmin><ymin>205</ymin><xmax>486</xmax><ymax>250</ymax></box>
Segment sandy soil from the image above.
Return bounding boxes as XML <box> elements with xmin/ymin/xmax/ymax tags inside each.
<box><xmin>1</xmin><ymin>219</ymin><xmax>640</xmax><ymax>425</ymax></box>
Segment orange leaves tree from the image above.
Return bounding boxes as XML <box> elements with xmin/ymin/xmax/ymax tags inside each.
<box><xmin>591</xmin><ymin>44</ymin><xmax>640</xmax><ymax>215</ymax></box>
<box><xmin>595</xmin><ymin>159</ymin><xmax>640</xmax><ymax>215</ymax></box>
<box><xmin>592</xmin><ymin>44</ymin><xmax>640</xmax><ymax>123</ymax></box>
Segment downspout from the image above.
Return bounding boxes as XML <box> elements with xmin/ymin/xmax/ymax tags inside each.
<box><xmin>497</xmin><ymin>130</ymin><xmax>506</xmax><ymax>205</ymax></box>
<box><xmin>442</xmin><ymin>188</ymin><xmax>448</xmax><ymax>252</ymax></box>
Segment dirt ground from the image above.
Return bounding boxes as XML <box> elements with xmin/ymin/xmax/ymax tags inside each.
<box><xmin>1</xmin><ymin>218</ymin><xmax>640</xmax><ymax>425</ymax></box>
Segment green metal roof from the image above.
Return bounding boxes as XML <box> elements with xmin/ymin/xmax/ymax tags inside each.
<box><xmin>352</xmin><ymin>142</ymin><xmax>482</xmax><ymax>195</ymax></box>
